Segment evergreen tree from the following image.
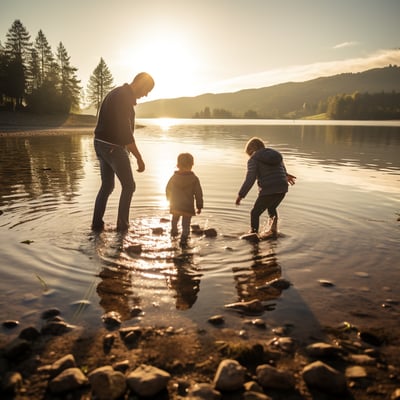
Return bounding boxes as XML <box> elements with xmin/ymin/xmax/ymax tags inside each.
<box><xmin>87</xmin><ymin>58</ymin><xmax>114</xmax><ymax>115</ymax></box>
<box><xmin>34</xmin><ymin>30</ymin><xmax>54</xmax><ymax>87</ymax></box>
<box><xmin>56</xmin><ymin>42</ymin><xmax>81</xmax><ymax>112</ymax></box>
<box><xmin>3</xmin><ymin>19</ymin><xmax>31</xmax><ymax>109</ymax></box>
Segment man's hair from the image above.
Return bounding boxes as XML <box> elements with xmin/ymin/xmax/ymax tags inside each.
<box><xmin>177</xmin><ymin>153</ymin><xmax>194</xmax><ymax>169</ymax></box>
<box><xmin>245</xmin><ymin>137</ymin><xmax>265</xmax><ymax>155</ymax></box>
<box><xmin>132</xmin><ymin>72</ymin><xmax>155</xmax><ymax>91</ymax></box>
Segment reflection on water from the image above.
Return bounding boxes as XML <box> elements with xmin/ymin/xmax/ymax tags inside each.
<box><xmin>0</xmin><ymin>121</ymin><xmax>399</xmax><ymax>339</ymax></box>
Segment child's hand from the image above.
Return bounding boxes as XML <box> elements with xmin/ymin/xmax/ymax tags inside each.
<box><xmin>287</xmin><ymin>174</ymin><xmax>296</xmax><ymax>185</ymax></box>
<box><xmin>196</xmin><ymin>208</ymin><xmax>202</xmax><ymax>215</ymax></box>
<box><xmin>235</xmin><ymin>195</ymin><xmax>242</xmax><ymax>205</ymax></box>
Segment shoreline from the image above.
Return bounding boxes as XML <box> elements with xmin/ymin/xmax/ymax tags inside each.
<box><xmin>0</xmin><ymin>111</ymin><xmax>96</xmax><ymax>136</ymax></box>
<box><xmin>1</xmin><ymin>307</ymin><xmax>399</xmax><ymax>400</ymax></box>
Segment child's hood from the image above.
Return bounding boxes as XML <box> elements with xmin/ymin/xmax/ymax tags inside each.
<box><xmin>252</xmin><ymin>148</ymin><xmax>282</xmax><ymax>165</ymax></box>
<box><xmin>173</xmin><ymin>171</ymin><xmax>198</xmax><ymax>187</ymax></box>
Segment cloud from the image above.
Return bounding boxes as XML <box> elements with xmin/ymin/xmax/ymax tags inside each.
<box><xmin>209</xmin><ymin>48</ymin><xmax>400</xmax><ymax>94</ymax></box>
<box><xmin>333</xmin><ymin>41</ymin><xmax>359</xmax><ymax>49</ymax></box>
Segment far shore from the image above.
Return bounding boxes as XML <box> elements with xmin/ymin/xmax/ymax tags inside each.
<box><xmin>0</xmin><ymin>111</ymin><xmax>147</xmax><ymax>136</ymax></box>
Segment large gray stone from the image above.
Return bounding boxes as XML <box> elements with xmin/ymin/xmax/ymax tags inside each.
<box><xmin>127</xmin><ymin>364</ymin><xmax>170</xmax><ymax>397</ymax></box>
<box><xmin>213</xmin><ymin>359</ymin><xmax>246</xmax><ymax>391</ymax></box>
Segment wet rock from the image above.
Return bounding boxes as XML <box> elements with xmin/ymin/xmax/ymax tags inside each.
<box><xmin>126</xmin><ymin>364</ymin><xmax>171</xmax><ymax>397</ymax></box>
<box><xmin>345</xmin><ymin>365</ymin><xmax>368</xmax><ymax>379</ymax></box>
<box><xmin>318</xmin><ymin>279</ymin><xmax>335</xmax><ymax>287</ymax></box>
<box><xmin>49</xmin><ymin>367</ymin><xmax>88</xmax><ymax>393</ymax></box>
<box><xmin>358</xmin><ymin>331</ymin><xmax>384</xmax><ymax>346</ymax></box>
<box><xmin>103</xmin><ymin>333</ymin><xmax>116</xmax><ymax>353</ymax></box>
<box><xmin>214</xmin><ymin>359</ymin><xmax>246</xmax><ymax>392</ymax></box>
<box><xmin>69</xmin><ymin>299</ymin><xmax>91</xmax><ymax>309</ymax></box>
<box><xmin>191</xmin><ymin>224</ymin><xmax>203</xmax><ymax>235</ymax></box>
<box><xmin>113</xmin><ymin>360</ymin><xmax>130</xmax><ymax>373</ymax></box>
<box><xmin>305</xmin><ymin>342</ymin><xmax>342</xmax><ymax>358</ymax></box>
<box><xmin>256</xmin><ymin>364</ymin><xmax>295</xmax><ymax>390</ymax></box>
<box><xmin>19</xmin><ymin>326</ymin><xmax>41</xmax><ymax>341</ymax></box>
<box><xmin>244</xmin><ymin>380</ymin><xmax>264</xmax><ymax>393</ymax></box>
<box><xmin>243</xmin><ymin>391</ymin><xmax>272</xmax><ymax>400</ymax></box>
<box><xmin>256</xmin><ymin>277</ymin><xmax>292</xmax><ymax>291</ymax></box>
<box><xmin>126</xmin><ymin>244</ymin><xmax>142</xmax><ymax>254</ymax></box>
<box><xmin>2</xmin><ymin>320</ymin><xmax>19</xmax><ymax>328</ymax></box>
<box><xmin>50</xmin><ymin>354</ymin><xmax>76</xmax><ymax>377</ymax></box>
<box><xmin>41</xmin><ymin>308</ymin><xmax>61</xmax><ymax>320</ymax></box>
<box><xmin>1</xmin><ymin>371</ymin><xmax>23</xmax><ymax>393</ymax></box>
<box><xmin>41</xmin><ymin>320</ymin><xmax>75</xmax><ymax>335</ymax></box>
<box><xmin>3</xmin><ymin>338</ymin><xmax>31</xmax><ymax>360</ymax></box>
<box><xmin>88</xmin><ymin>365</ymin><xmax>127</xmax><ymax>400</ymax></box>
<box><xmin>302</xmin><ymin>360</ymin><xmax>347</xmax><ymax>394</ymax></box>
<box><xmin>271</xmin><ymin>336</ymin><xmax>297</xmax><ymax>353</ymax></box>
<box><xmin>101</xmin><ymin>311</ymin><xmax>122</xmax><ymax>329</ymax></box>
<box><xmin>204</xmin><ymin>228</ymin><xmax>218</xmax><ymax>237</ymax></box>
<box><xmin>119</xmin><ymin>327</ymin><xmax>142</xmax><ymax>347</ymax></box>
<box><xmin>208</xmin><ymin>315</ymin><xmax>225</xmax><ymax>325</ymax></box>
<box><xmin>130</xmin><ymin>306</ymin><xmax>143</xmax><ymax>317</ymax></box>
<box><xmin>224</xmin><ymin>299</ymin><xmax>265</xmax><ymax>315</ymax></box>
<box><xmin>391</xmin><ymin>388</ymin><xmax>400</xmax><ymax>400</ymax></box>
<box><xmin>187</xmin><ymin>382</ymin><xmax>221</xmax><ymax>399</ymax></box>
<box><xmin>240</xmin><ymin>232</ymin><xmax>260</xmax><ymax>242</ymax></box>
<box><xmin>252</xmin><ymin>319</ymin><xmax>267</xmax><ymax>329</ymax></box>
<box><xmin>349</xmin><ymin>354</ymin><xmax>376</xmax><ymax>365</ymax></box>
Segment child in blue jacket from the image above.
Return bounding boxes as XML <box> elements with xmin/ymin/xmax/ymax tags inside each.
<box><xmin>236</xmin><ymin>137</ymin><xmax>296</xmax><ymax>237</ymax></box>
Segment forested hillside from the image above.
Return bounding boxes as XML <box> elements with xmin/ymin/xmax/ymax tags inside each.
<box><xmin>136</xmin><ymin>65</ymin><xmax>400</xmax><ymax>119</ymax></box>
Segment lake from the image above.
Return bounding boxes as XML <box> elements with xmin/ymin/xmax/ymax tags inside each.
<box><xmin>0</xmin><ymin>119</ymin><xmax>399</xmax><ymax>341</ymax></box>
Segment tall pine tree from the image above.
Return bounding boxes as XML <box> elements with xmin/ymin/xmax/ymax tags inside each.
<box><xmin>56</xmin><ymin>42</ymin><xmax>81</xmax><ymax>112</ymax></box>
<box><xmin>4</xmin><ymin>19</ymin><xmax>31</xmax><ymax>109</ymax></box>
<box><xmin>87</xmin><ymin>58</ymin><xmax>114</xmax><ymax>116</ymax></box>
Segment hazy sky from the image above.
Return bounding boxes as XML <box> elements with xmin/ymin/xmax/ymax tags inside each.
<box><xmin>1</xmin><ymin>0</ymin><xmax>399</xmax><ymax>101</ymax></box>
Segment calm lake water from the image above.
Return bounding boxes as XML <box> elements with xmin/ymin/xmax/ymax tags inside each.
<box><xmin>0</xmin><ymin>119</ymin><xmax>399</xmax><ymax>340</ymax></box>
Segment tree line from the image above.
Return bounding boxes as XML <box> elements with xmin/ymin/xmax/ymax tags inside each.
<box><xmin>325</xmin><ymin>91</ymin><xmax>400</xmax><ymax>120</ymax></box>
<box><xmin>193</xmin><ymin>91</ymin><xmax>400</xmax><ymax>120</ymax></box>
<box><xmin>0</xmin><ymin>19</ymin><xmax>114</xmax><ymax>115</ymax></box>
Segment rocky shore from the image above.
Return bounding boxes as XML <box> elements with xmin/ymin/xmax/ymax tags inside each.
<box><xmin>1</xmin><ymin>304</ymin><xmax>400</xmax><ymax>400</ymax></box>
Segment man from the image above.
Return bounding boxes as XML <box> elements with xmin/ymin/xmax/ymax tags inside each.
<box><xmin>92</xmin><ymin>72</ymin><xmax>155</xmax><ymax>232</ymax></box>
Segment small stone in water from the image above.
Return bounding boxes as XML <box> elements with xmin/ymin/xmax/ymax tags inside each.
<box><xmin>208</xmin><ymin>315</ymin><xmax>225</xmax><ymax>325</ymax></box>
<box><xmin>354</xmin><ymin>271</ymin><xmax>370</xmax><ymax>278</ymax></box>
<box><xmin>2</xmin><ymin>320</ymin><xmax>19</xmax><ymax>328</ymax></box>
<box><xmin>41</xmin><ymin>308</ymin><xmax>61</xmax><ymax>320</ymax></box>
<box><xmin>126</xmin><ymin>244</ymin><xmax>142</xmax><ymax>254</ymax></box>
<box><xmin>318</xmin><ymin>279</ymin><xmax>335</xmax><ymax>287</ymax></box>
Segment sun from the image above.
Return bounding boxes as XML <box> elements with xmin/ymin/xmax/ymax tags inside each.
<box><xmin>117</xmin><ymin>32</ymin><xmax>202</xmax><ymax>99</ymax></box>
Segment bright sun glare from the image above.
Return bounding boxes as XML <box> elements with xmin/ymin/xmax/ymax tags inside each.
<box><xmin>118</xmin><ymin>33</ymin><xmax>200</xmax><ymax>99</ymax></box>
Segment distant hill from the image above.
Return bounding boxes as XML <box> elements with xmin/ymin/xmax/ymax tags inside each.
<box><xmin>136</xmin><ymin>65</ymin><xmax>400</xmax><ymax>119</ymax></box>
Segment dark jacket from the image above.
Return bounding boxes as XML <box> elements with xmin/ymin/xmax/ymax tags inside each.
<box><xmin>166</xmin><ymin>171</ymin><xmax>203</xmax><ymax>216</ymax></box>
<box><xmin>238</xmin><ymin>148</ymin><xmax>288</xmax><ymax>198</ymax></box>
<box><xmin>94</xmin><ymin>84</ymin><xmax>136</xmax><ymax>146</ymax></box>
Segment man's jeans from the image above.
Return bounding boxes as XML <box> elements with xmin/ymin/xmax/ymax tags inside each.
<box><xmin>92</xmin><ymin>139</ymin><xmax>135</xmax><ymax>231</ymax></box>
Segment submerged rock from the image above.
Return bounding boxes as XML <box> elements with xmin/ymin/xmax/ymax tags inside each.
<box><xmin>224</xmin><ymin>299</ymin><xmax>265</xmax><ymax>315</ymax></box>
<box><xmin>256</xmin><ymin>277</ymin><xmax>292</xmax><ymax>291</ymax></box>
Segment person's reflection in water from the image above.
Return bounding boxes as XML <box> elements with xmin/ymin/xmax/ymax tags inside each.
<box><xmin>167</xmin><ymin>254</ymin><xmax>202</xmax><ymax>310</ymax></box>
<box><xmin>233</xmin><ymin>241</ymin><xmax>284</xmax><ymax>304</ymax></box>
<box><xmin>94</xmin><ymin>232</ymin><xmax>141</xmax><ymax>321</ymax></box>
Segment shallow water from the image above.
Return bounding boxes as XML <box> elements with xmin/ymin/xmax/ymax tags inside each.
<box><xmin>0</xmin><ymin>119</ymin><xmax>399</xmax><ymax>340</ymax></box>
